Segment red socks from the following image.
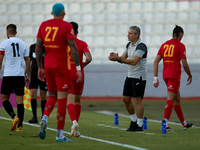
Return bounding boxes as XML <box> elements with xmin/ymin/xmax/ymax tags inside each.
<box><xmin>174</xmin><ymin>104</ymin><xmax>185</xmax><ymax>122</ymax></box>
<box><xmin>75</xmin><ymin>104</ymin><xmax>81</xmax><ymax>122</ymax></box>
<box><xmin>43</xmin><ymin>97</ymin><xmax>57</xmax><ymax>117</ymax></box>
<box><xmin>57</xmin><ymin>98</ymin><xmax>67</xmax><ymax>129</ymax></box>
<box><xmin>163</xmin><ymin>100</ymin><xmax>174</xmax><ymax>120</ymax></box>
<box><xmin>67</xmin><ymin>104</ymin><xmax>77</xmax><ymax>122</ymax></box>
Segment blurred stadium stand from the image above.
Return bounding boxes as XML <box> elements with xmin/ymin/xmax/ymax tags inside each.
<box><xmin>0</xmin><ymin>0</ymin><xmax>199</xmax><ymax>64</ymax></box>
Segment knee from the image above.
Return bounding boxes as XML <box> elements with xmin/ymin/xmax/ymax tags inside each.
<box><xmin>122</xmin><ymin>96</ymin><xmax>131</xmax><ymax>104</ymax></box>
<box><xmin>49</xmin><ymin>91</ymin><xmax>57</xmax><ymax>97</ymax></box>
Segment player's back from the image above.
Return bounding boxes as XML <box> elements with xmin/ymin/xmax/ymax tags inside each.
<box><xmin>0</xmin><ymin>37</ymin><xmax>28</xmax><ymax>76</ymax></box>
<box><xmin>70</xmin><ymin>38</ymin><xmax>89</xmax><ymax>76</ymax></box>
<box><xmin>159</xmin><ymin>38</ymin><xmax>186</xmax><ymax>79</ymax></box>
<box><xmin>37</xmin><ymin>19</ymin><xmax>75</xmax><ymax>69</ymax></box>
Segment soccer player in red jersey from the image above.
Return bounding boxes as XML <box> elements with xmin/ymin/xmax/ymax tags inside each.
<box><xmin>67</xmin><ymin>22</ymin><xmax>92</xmax><ymax>137</ymax></box>
<box><xmin>35</xmin><ymin>3</ymin><xmax>82</xmax><ymax>142</ymax></box>
<box><xmin>153</xmin><ymin>25</ymin><xmax>193</xmax><ymax>131</ymax></box>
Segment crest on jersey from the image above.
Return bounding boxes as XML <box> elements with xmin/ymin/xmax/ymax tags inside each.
<box><xmin>184</xmin><ymin>51</ymin><xmax>186</xmax><ymax>56</ymax></box>
<box><xmin>71</xmin><ymin>29</ymin><xmax>74</xmax><ymax>35</ymax></box>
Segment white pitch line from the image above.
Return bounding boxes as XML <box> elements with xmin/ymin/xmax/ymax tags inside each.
<box><xmin>0</xmin><ymin>116</ymin><xmax>148</xmax><ymax>150</ymax></box>
<box><xmin>96</xmin><ymin>110</ymin><xmax>200</xmax><ymax>129</ymax></box>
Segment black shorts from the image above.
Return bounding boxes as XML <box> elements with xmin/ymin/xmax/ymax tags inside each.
<box><xmin>1</xmin><ymin>76</ymin><xmax>25</xmax><ymax>96</ymax></box>
<box><xmin>123</xmin><ymin>77</ymin><xmax>146</xmax><ymax>99</ymax></box>
<box><xmin>29</xmin><ymin>71</ymin><xmax>47</xmax><ymax>91</ymax></box>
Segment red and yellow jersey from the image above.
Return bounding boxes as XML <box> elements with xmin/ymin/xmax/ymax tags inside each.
<box><xmin>68</xmin><ymin>38</ymin><xmax>90</xmax><ymax>77</ymax></box>
<box><xmin>37</xmin><ymin>19</ymin><xmax>75</xmax><ymax>69</ymax></box>
<box><xmin>157</xmin><ymin>38</ymin><xmax>186</xmax><ymax>80</ymax></box>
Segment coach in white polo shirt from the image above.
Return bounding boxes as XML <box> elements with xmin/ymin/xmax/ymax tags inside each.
<box><xmin>0</xmin><ymin>24</ymin><xmax>31</xmax><ymax>131</ymax></box>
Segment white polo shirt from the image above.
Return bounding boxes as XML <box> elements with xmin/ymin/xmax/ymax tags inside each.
<box><xmin>0</xmin><ymin>37</ymin><xmax>29</xmax><ymax>76</ymax></box>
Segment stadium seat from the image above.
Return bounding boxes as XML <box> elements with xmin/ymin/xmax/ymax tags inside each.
<box><xmin>67</xmin><ymin>3</ymin><xmax>81</xmax><ymax>14</ymax></box>
<box><xmin>105</xmin><ymin>14</ymin><xmax>118</xmax><ymax>23</ymax></box>
<box><xmin>164</xmin><ymin>12</ymin><xmax>177</xmax><ymax>22</ymax></box>
<box><xmin>178</xmin><ymin>1</ymin><xmax>189</xmax><ymax>12</ymax></box>
<box><xmin>153</xmin><ymin>2</ymin><xmax>165</xmax><ymax>13</ymax></box>
<box><xmin>0</xmin><ymin>27</ymin><xmax>6</xmax><ymax>38</ymax></box>
<box><xmin>0</xmin><ymin>15</ymin><xmax>9</xmax><ymax>26</ymax></box>
<box><xmin>104</xmin><ymin>3</ymin><xmax>117</xmax><ymax>13</ymax></box>
<box><xmin>81</xmin><ymin>25</ymin><xmax>93</xmax><ymax>35</ymax></box>
<box><xmin>188</xmin><ymin>12</ymin><xmax>199</xmax><ymax>21</ymax></box>
<box><xmin>93</xmin><ymin>37</ymin><xmax>105</xmax><ymax>47</ymax></box>
<box><xmin>43</xmin><ymin>4</ymin><xmax>53</xmax><ymax>15</ymax></box>
<box><xmin>93</xmin><ymin>3</ymin><xmax>105</xmax><ymax>13</ymax></box>
<box><xmin>93</xmin><ymin>14</ymin><xmax>105</xmax><ymax>23</ymax></box>
<box><xmin>166</xmin><ymin>2</ymin><xmax>178</xmax><ymax>12</ymax></box>
<box><xmin>142</xmin><ymin>2</ymin><xmax>154</xmax><ymax>13</ymax></box>
<box><xmin>115</xmin><ymin>36</ymin><xmax>128</xmax><ymax>47</ymax></box>
<box><xmin>105</xmin><ymin>36</ymin><xmax>116</xmax><ymax>47</ymax></box>
<box><xmin>21</xmin><ymin>15</ymin><xmax>33</xmax><ymax>26</ymax></box>
<box><xmin>117</xmin><ymin>25</ymin><xmax>129</xmax><ymax>35</ymax></box>
<box><xmin>18</xmin><ymin>4</ymin><xmax>31</xmax><ymax>15</ymax></box>
<box><xmin>189</xmin><ymin>1</ymin><xmax>200</xmax><ymax>12</ymax></box>
<box><xmin>82</xmin><ymin>14</ymin><xmax>93</xmax><ymax>24</ymax></box>
<box><xmin>129</xmin><ymin>2</ymin><xmax>142</xmax><ymax>13</ymax></box>
<box><xmin>93</xmin><ymin>25</ymin><xmax>105</xmax><ymax>35</ymax></box>
<box><xmin>7</xmin><ymin>4</ymin><xmax>19</xmax><ymax>15</ymax></box>
<box><xmin>8</xmin><ymin>15</ymin><xmax>21</xmax><ymax>25</ymax></box>
<box><xmin>31</xmin><ymin>4</ymin><xmax>44</xmax><ymax>15</ymax></box>
<box><xmin>81</xmin><ymin>3</ymin><xmax>93</xmax><ymax>14</ymax></box>
<box><xmin>32</xmin><ymin>15</ymin><xmax>45</xmax><ymax>26</ymax></box>
<box><xmin>0</xmin><ymin>5</ymin><xmax>7</xmax><ymax>15</ymax></box>
<box><xmin>117</xmin><ymin>2</ymin><xmax>130</xmax><ymax>13</ymax></box>
<box><xmin>105</xmin><ymin>25</ymin><xmax>118</xmax><ymax>35</ymax></box>
<box><xmin>118</xmin><ymin>13</ymin><xmax>129</xmax><ymax>23</ymax></box>
<box><xmin>177</xmin><ymin>12</ymin><xmax>188</xmax><ymax>21</ymax></box>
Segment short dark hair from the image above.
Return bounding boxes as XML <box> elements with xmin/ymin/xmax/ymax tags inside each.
<box><xmin>173</xmin><ymin>25</ymin><xmax>184</xmax><ymax>38</ymax></box>
<box><xmin>6</xmin><ymin>24</ymin><xmax>17</xmax><ymax>35</ymax></box>
<box><xmin>70</xmin><ymin>21</ymin><xmax>78</xmax><ymax>34</ymax></box>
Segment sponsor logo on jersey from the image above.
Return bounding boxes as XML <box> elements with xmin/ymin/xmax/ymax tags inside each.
<box><xmin>62</xmin><ymin>84</ymin><xmax>68</xmax><ymax>89</ymax></box>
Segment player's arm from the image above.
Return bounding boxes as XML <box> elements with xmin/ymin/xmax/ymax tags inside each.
<box><xmin>35</xmin><ymin>38</ymin><xmax>43</xmax><ymax>69</ymax></box>
<box><xmin>153</xmin><ymin>55</ymin><xmax>162</xmax><ymax>88</ymax></box>
<box><xmin>83</xmin><ymin>52</ymin><xmax>92</xmax><ymax>68</ymax></box>
<box><xmin>68</xmin><ymin>39</ymin><xmax>82</xmax><ymax>83</ymax></box>
<box><xmin>0</xmin><ymin>55</ymin><xmax>4</xmax><ymax>70</ymax></box>
<box><xmin>35</xmin><ymin>38</ymin><xmax>45</xmax><ymax>81</ymax></box>
<box><xmin>24</xmin><ymin>56</ymin><xmax>31</xmax><ymax>85</ymax></box>
<box><xmin>181</xmin><ymin>58</ymin><xmax>192</xmax><ymax>85</ymax></box>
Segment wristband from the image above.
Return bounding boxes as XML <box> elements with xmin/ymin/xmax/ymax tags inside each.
<box><xmin>76</xmin><ymin>65</ymin><xmax>81</xmax><ymax>71</ymax></box>
<box><xmin>117</xmin><ymin>57</ymin><xmax>122</xmax><ymax>63</ymax></box>
<box><xmin>154</xmin><ymin>76</ymin><xmax>158</xmax><ymax>80</ymax></box>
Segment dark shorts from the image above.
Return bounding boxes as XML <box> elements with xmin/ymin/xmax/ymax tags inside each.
<box><xmin>1</xmin><ymin>76</ymin><xmax>25</xmax><ymax>96</ymax></box>
<box><xmin>123</xmin><ymin>77</ymin><xmax>146</xmax><ymax>99</ymax></box>
<box><xmin>29</xmin><ymin>71</ymin><xmax>47</xmax><ymax>91</ymax></box>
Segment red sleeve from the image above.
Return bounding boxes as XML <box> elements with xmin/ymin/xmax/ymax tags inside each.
<box><xmin>157</xmin><ymin>45</ymin><xmax>163</xmax><ymax>56</ymax></box>
<box><xmin>37</xmin><ymin>23</ymin><xmax>42</xmax><ymax>39</ymax></box>
<box><xmin>180</xmin><ymin>44</ymin><xmax>186</xmax><ymax>59</ymax></box>
<box><xmin>0</xmin><ymin>51</ymin><xmax>4</xmax><ymax>55</ymax></box>
<box><xmin>66</xmin><ymin>23</ymin><xmax>75</xmax><ymax>40</ymax></box>
<box><xmin>83</xmin><ymin>42</ymin><xmax>90</xmax><ymax>53</ymax></box>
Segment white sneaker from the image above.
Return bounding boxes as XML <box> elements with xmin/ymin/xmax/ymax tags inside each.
<box><xmin>72</xmin><ymin>122</ymin><xmax>80</xmax><ymax>138</ymax></box>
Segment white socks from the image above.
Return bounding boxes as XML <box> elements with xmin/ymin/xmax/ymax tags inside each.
<box><xmin>57</xmin><ymin>129</ymin><xmax>64</xmax><ymax>139</ymax></box>
<box><xmin>137</xmin><ymin>118</ymin><xmax>143</xmax><ymax>127</ymax></box>
<box><xmin>42</xmin><ymin>115</ymin><xmax>48</xmax><ymax>124</ymax></box>
<box><xmin>130</xmin><ymin>114</ymin><xmax>137</xmax><ymax>122</ymax></box>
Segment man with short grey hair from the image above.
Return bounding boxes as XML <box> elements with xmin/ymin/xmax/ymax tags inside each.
<box><xmin>108</xmin><ymin>25</ymin><xmax>147</xmax><ymax>132</ymax></box>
